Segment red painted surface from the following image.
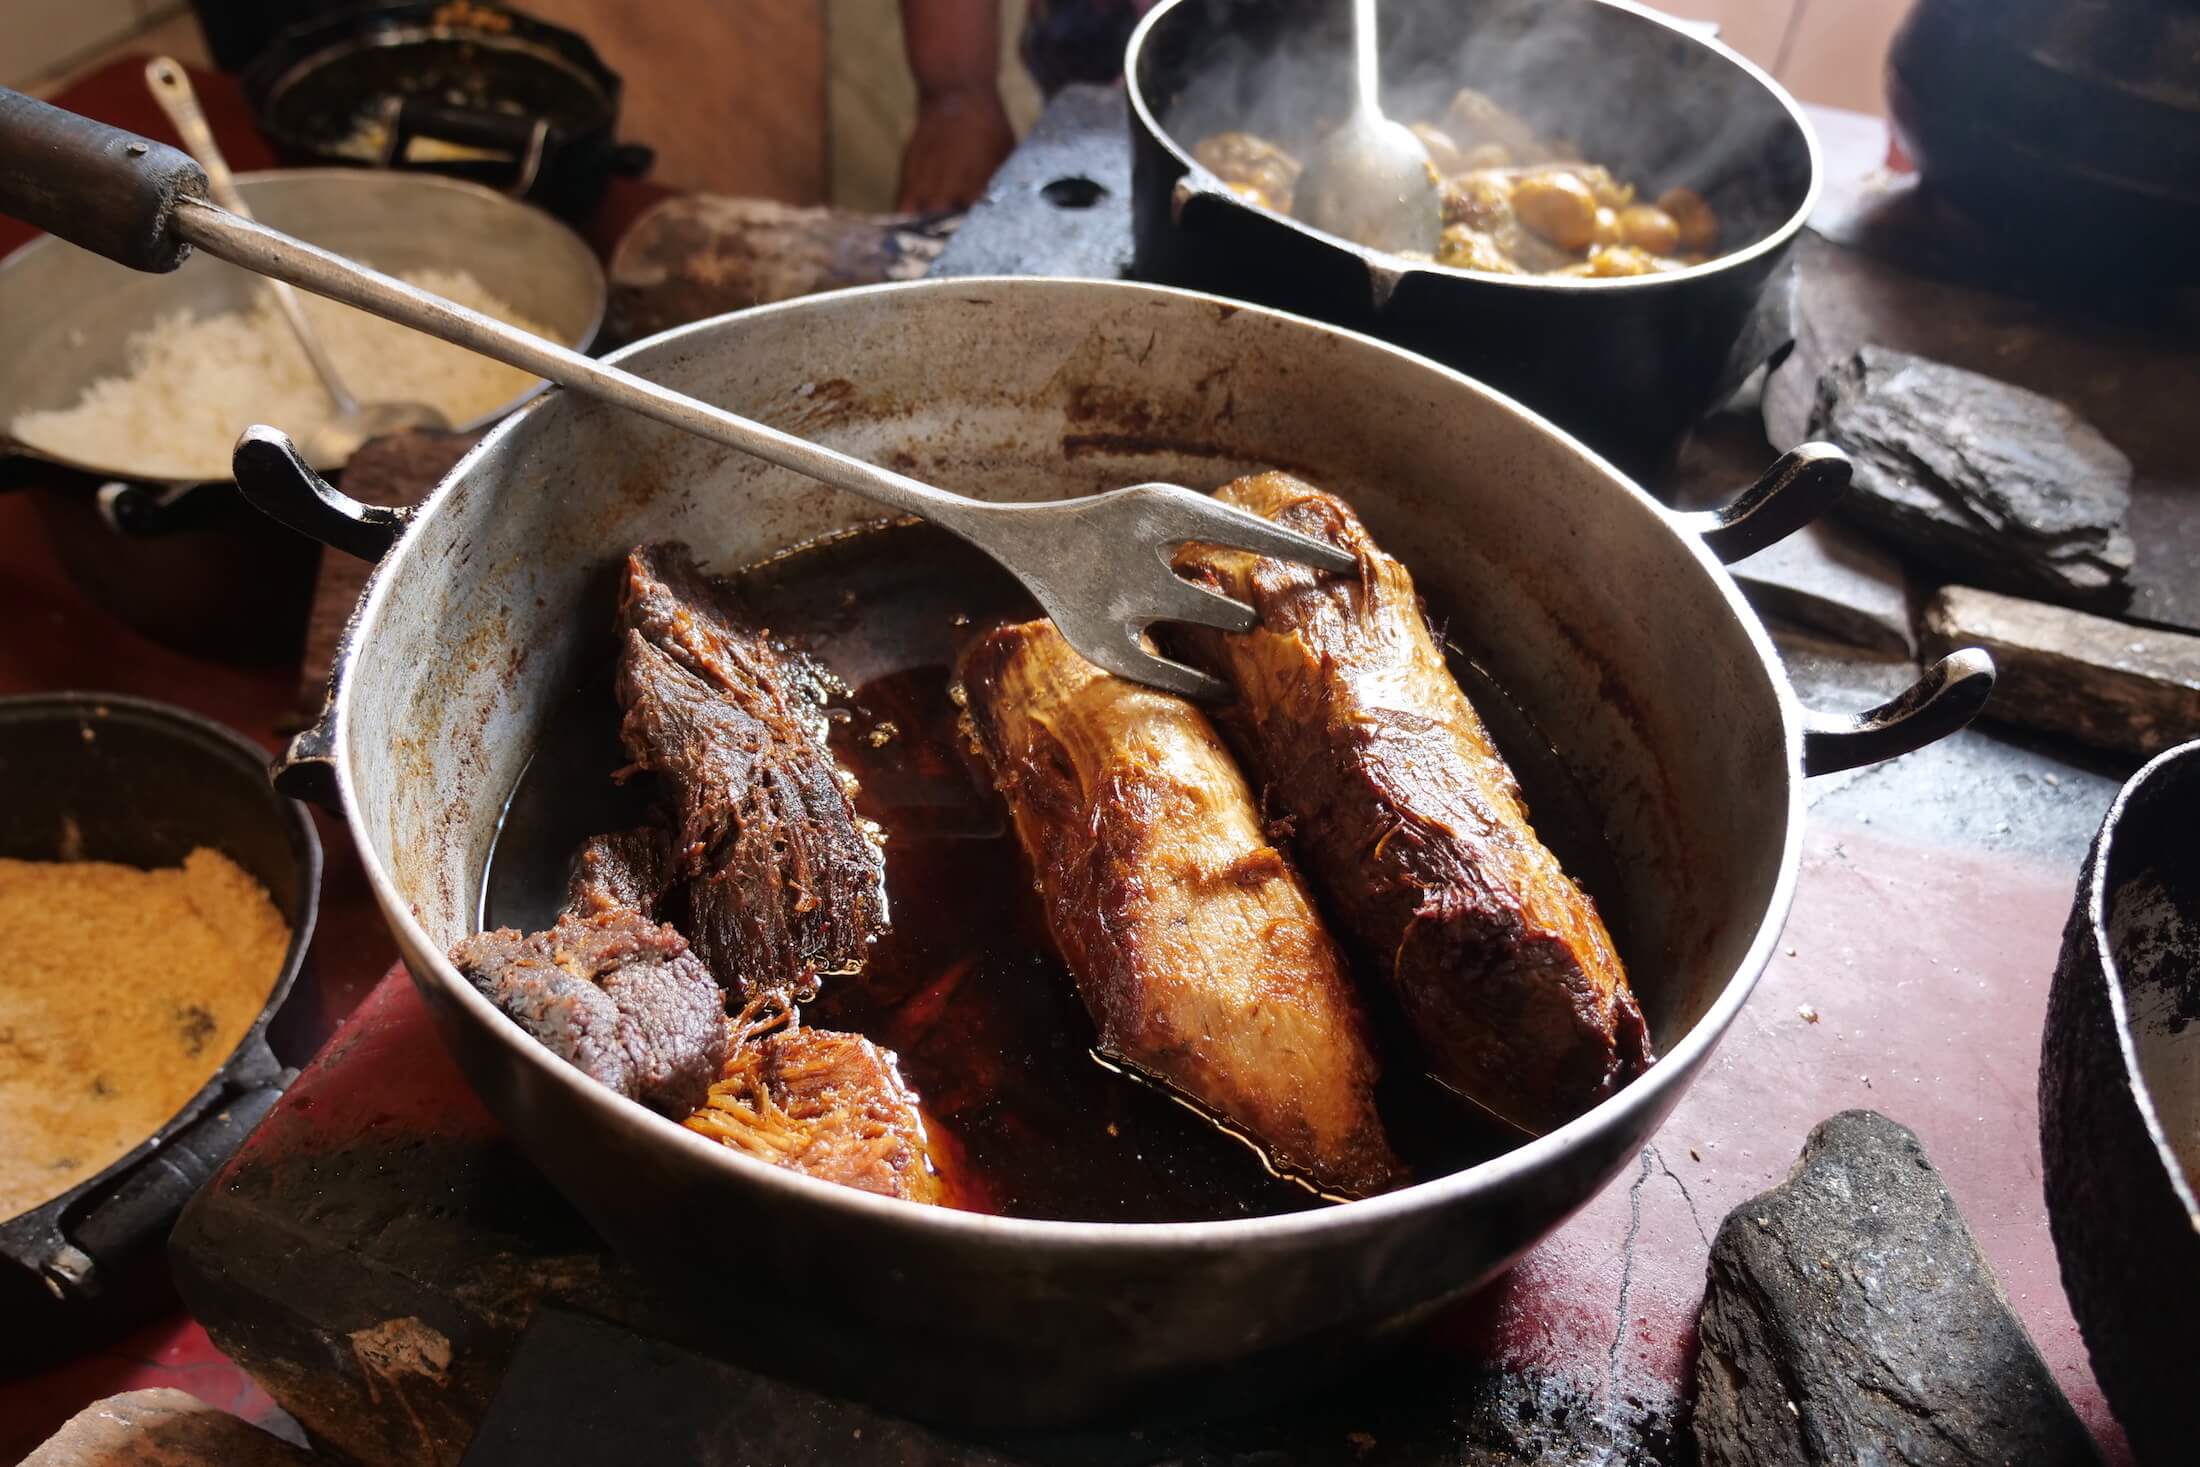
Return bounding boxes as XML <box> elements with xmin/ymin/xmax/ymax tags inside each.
<box><xmin>1449</xmin><ymin>819</ymin><xmax>2131</xmax><ymax>1462</ymax></box>
<box><xmin>0</xmin><ymin>1316</ymin><xmax>285</xmax><ymax>1464</ymax></box>
<box><xmin>168</xmin><ymin>815</ymin><xmax>2131</xmax><ymax>1462</ymax></box>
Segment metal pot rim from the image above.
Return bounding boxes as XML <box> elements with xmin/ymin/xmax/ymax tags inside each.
<box><xmin>2080</xmin><ymin>736</ymin><xmax>2200</xmax><ymax>1218</ymax></box>
<box><xmin>316</xmin><ymin>274</ymin><xmax>1812</xmax><ymax>1250</ymax></box>
<box><xmin>1125</xmin><ymin>0</ymin><xmax>1826</xmax><ymax>295</ymax></box>
<box><xmin>0</xmin><ymin>168</ymin><xmax>606</xmax><ymax>487</ymax></box>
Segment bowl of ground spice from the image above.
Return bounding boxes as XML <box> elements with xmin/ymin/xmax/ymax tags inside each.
<box><xmin>0</xmin><ymin>693</ymin><xmax>318</xmax><ymax>1359</ymax></box>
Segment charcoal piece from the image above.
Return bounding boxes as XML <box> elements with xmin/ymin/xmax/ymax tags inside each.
<box><xmin>1922</xmin><ymin>585</ymin><xmax>2200</xmax><ymax>757</ymax></box>
<box><xmin>1809</xmin><ymin>346</ymin><xmax>2133</xmax><ymax>608</ymax></box>
<box><xmin>563</xmin><ymin>828</ymin><xmax>674</xmax><ymax>919</ymax></box>
<box><xmin>451</xmin><ymin>912</ymin><xmax>730</xmax><ymax>1118</ymax></box>
<box><xmin>616</xmin><ymin>543</ymin><xmax>886</xmax><ymax>1003</ymax></box>
<box><xmin>1694</xmin><ymin>1109</ymin><xmax>2102</xmax><ymax>1467</ymax></box>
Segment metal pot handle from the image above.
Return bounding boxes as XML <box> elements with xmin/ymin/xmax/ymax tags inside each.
<box><xmin>232</xmin><ymin>425</ymin><xmax>412</xmax><ymax>561</ymax></box>
<box><xmin>1675</xmin><ymin>441</ymin><xmax>1851</xmax><ymax>564</ymax></box>
<box><xmin>233</xmin><ymin>425</ymin><xmax>412</xmax><ymax>808</ymax></box>
<box><xmin>41</xmin><ymin>1073</ymin><xmax>287</xmax><ymax>1301</ymax></box>
<box><xmin>1800</xmin><ymin>649</ymin><xmax>1996</xmax><ymax>776</ymax></box>
<box><xmin>1678</xmin><ymin>442</ymin><xmax>1997</xmax><ymax>771</ymax></box>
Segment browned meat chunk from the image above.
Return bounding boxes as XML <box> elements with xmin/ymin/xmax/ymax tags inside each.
<box><xmin>1191</xmin><ymin>130</ymin><xmax>1302</xmax><ymax>213</ymax></box>
<box><xmin>451</xmin><ymin>911</ymin><xmax>729</xmax><ymax>1118</ymax></box>
<box><xmin>685</xmin><ymin>1024</ymin><xmax>942</xmax><ymax>1202</ymax></box>
<box><xmin>563</xmin><ymin>828</ymin><xmax>673</xmax><ymax>919</ymax></box>
<box><xmin>959</xmin><ymin>618</ymin><xmax>1403</xmax><ymax>1198</ymax></box>
<box><xmin>616</xmin><ymin>543</ymin><xmax>886</xmax><ymax>1003</ymax></box>
<box><xmin>1171</xmin><ymin>472</ymin><xmax>1652</xmax><ymax>1134</ymax></box>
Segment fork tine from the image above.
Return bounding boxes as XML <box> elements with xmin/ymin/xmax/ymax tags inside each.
<box><xmin>1113</xmin><ymin>646</ymin><xmax>1233</xmax><ymax>703</ymax></box>
<box><xmin>1156</xmin><ymin>493</ymin><xmax>1359</xmax><ymax>577</ymax></box>
<box><xmin>1140</xmin><ymin>574</ymin><xmax>1260</xmax><ymax>635</ymax></box>
<box><xmin>1054</xmin><ymin>617</ymin><xmax>1233</xmax><ymax>703</ymax></box>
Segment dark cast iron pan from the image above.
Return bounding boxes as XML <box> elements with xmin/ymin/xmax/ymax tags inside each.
<box><xmin>0</xmin><ymin>694</ymin><xmax>320</xmax><ymax>1370</ymax></box>
<box><xmin>242</xmin><ymin>1</ymin><xmax>654</xmax><ymax>223</ymax></box>
<box><xmin>1126</xmin><ymin>0</ymin><xmax>1819</xmax><ymax>480</ymax></box>
<box><xmin>2040</xmin><ymin>737</ymin><xmax>2200</xmax><ymax>1467</ymax></box>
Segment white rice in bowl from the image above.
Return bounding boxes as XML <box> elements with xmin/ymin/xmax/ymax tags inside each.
<box><xmin>10</xmin><ymin>268</ymin><xmax>558</xmax><ymax>482</ymax></box>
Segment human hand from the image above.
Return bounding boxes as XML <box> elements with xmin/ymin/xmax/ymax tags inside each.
<box><xmin>896</xmin><ymin>85</ymin><xmax>1016</xmax><ymax>213</ymax></box>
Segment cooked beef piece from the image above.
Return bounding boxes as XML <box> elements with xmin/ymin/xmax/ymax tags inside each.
<box><xmin>616</xmin><ymin>543</ymin><xmax>886</xmax><ymax>1003</ymax></box>
<box><xmin>563</xmin><ymin>828</ymin><xmax>674</xmax><ymax>919</ymax></box>
<box><xmin>451</xmin><ymin>911</ymin><xmax>730</xmax><ymax>1118</ymax></box>
<box><xmin>958</xmin><ymin>618</ymin><xmax>1404</xmax><ymax>1198</ymax></box>
<box><xmin>684</xmin><ymin>1024</ymin><xmax>942</xmax><ymax>1203</ymax></box>
<box><xmin>1171</xmin><ymin>472</ymin><xmax>1652</xmax><ymax>1135</ymax></box>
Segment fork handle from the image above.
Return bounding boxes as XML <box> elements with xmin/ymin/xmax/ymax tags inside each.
<box><xmin>171</xmin><ymin>195</ymin><xmax>978</xmax><ymax>528</ymax></box>
<box><xmin>0</xmin><ymin>87</ymin><xmax>206</xmax><ymax>272</ymax></box>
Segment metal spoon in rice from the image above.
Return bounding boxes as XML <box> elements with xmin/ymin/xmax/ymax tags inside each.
<box><xmin>1293</xmin><ymin>0</ymin><xmax>1442</xmax><ymax>256</ymax></box>
<box><xmin>145</xmin><ymin>58</ymin><xmax>447</xmax><ymax>469</ymax></box>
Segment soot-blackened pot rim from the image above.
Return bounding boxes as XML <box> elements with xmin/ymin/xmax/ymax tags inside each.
<box><xmin>318</xmin><ymin>277</ymin><xmax>1808</xmax><ymax>1252</ymax></box>
<box><xmin>1125</xmin><ymin>0</ymin><xmax>1825</xmax><ymax>295</ymax></box>
<box><xmin>2079</xmin><ymin>738</ymin><xmax>2200</xmax><ymax>1222</ymax></box>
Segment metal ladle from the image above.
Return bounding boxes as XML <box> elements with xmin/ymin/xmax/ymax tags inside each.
<box><xmin>145</xmin><ymin>58</ymin><xmax>447</xmax><ymax>469</ymax></box>
<box><xmin>1293</xmin><ymin>0</ymin><xmax>1441</xmax><ymax>256</ymax></box>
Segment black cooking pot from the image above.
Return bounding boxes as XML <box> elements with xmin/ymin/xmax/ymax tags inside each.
<box><xmin>2040</xmin><ymin>738</ymin><xmax>2200</xmax><ymax>1467</ymax></box>
<box><xmin>243</xmin><ymin>2</ymin><xmax>654</xmax><ymax>223</ymax></box>
<box><xmin>0</xmin><ymin>694</ymin><xmax>320</xmax><ymax>1368</ymax></box>
<box><xmin>1889</xmin><ymin>0</ymin><xmax>2200</xmax><ymax>285</ymax></box>
<box><xmin>1126</xmin><ymin>0</ymin><xmax>1819</xmax><ymax>479</ymax></box>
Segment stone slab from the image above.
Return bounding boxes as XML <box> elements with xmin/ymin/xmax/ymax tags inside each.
<box><xmin>1922</xmin><ymin>586</ymin><xmax>2200</xmax><ymax>757</ymax></box>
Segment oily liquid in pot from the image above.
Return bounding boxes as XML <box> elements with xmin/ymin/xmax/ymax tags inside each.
<box><xmin>480</xmin><ymin>521</ymin><xmax>1628</xmax><ymax>1222</ymax></box>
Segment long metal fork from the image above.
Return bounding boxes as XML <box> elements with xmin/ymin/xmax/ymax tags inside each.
<box><xmin>167</xmin><ymin>196</ymin><xmax>1352</xmax><ymax>700</ymax></box>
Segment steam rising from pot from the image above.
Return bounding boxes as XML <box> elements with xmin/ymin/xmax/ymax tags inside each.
<box><xmin>1155</xmin><ymin>0</ymin><xmax>1809</xmax><ymax>250</ymax></box>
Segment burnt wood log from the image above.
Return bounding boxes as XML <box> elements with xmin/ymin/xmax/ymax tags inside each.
<box><xmin>1807</xmin><ymin>346</ymin><xmax>2133</xmax><ymax>609</ymax></box>
<box><xmin>1694</xmin><ymin>1109</ymin><xmax>2102</xmax><ymax>1467</ymax></box>
<box><xmin>606</xmin><ymin>196</ymin><xmax>952</xmax><ymax>346</ymax></box>
<box><xmin>1922</xmin><ymin>586</ymin><xmax>2200</xmax><ymax>757</ymax></box>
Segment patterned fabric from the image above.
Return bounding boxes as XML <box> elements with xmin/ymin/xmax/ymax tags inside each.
<box><xmin>1019</xmin><ymin>0</ymin><xmax>1159</xmax><ymax>95</ymax></box>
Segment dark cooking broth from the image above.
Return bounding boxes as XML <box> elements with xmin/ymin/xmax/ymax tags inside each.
<box><xmin>480</xmin><ymin>521</ymin><xmax>1624</xmax><ymax>1221</ymax></box>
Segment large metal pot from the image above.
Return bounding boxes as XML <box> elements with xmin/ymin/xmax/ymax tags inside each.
<box><xmin>1126</xmin><ymin>0</ymin><xmax>1819</xmax><ymax>478</ymax></box>
<box><xmin>234</xmin><ymin>278</ymin><xmax>1987</xmax><ymax>1426</ymax></box>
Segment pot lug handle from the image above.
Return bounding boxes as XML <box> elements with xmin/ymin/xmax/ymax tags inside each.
<box><xmin>273</xmin><ymin>712</ymin><xmax>342</xmax><ymax>811</ymax></box>
<box><xmin>232</xmin><ymin>425</ymin><xmax>411</xmax><ymax>562</ymax></box>
<box><xmin>43</xmin><ymin>1078</ymin><xmax>288</xmax><ymax>1301</ymax></box>
<box><xmin>1170</xmin><ymin>173</ymin><xmax>1221</xmax><ymax>227</ymax></box>
<box><xmin>1679</xmin><ymin>442</ymin><xmax>1851</xmax><ymax>564</ymax></box>
<box><xmin>1801</xmin><ymin>648</ymin><xmax>1996</xmax><ymax>776</ymax></box>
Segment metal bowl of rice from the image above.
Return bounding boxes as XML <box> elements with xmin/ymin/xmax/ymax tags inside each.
<box><xmin>0</xmin><ymin>168</ymin><xmax>605</xmax><ymax>485</ymax></box>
